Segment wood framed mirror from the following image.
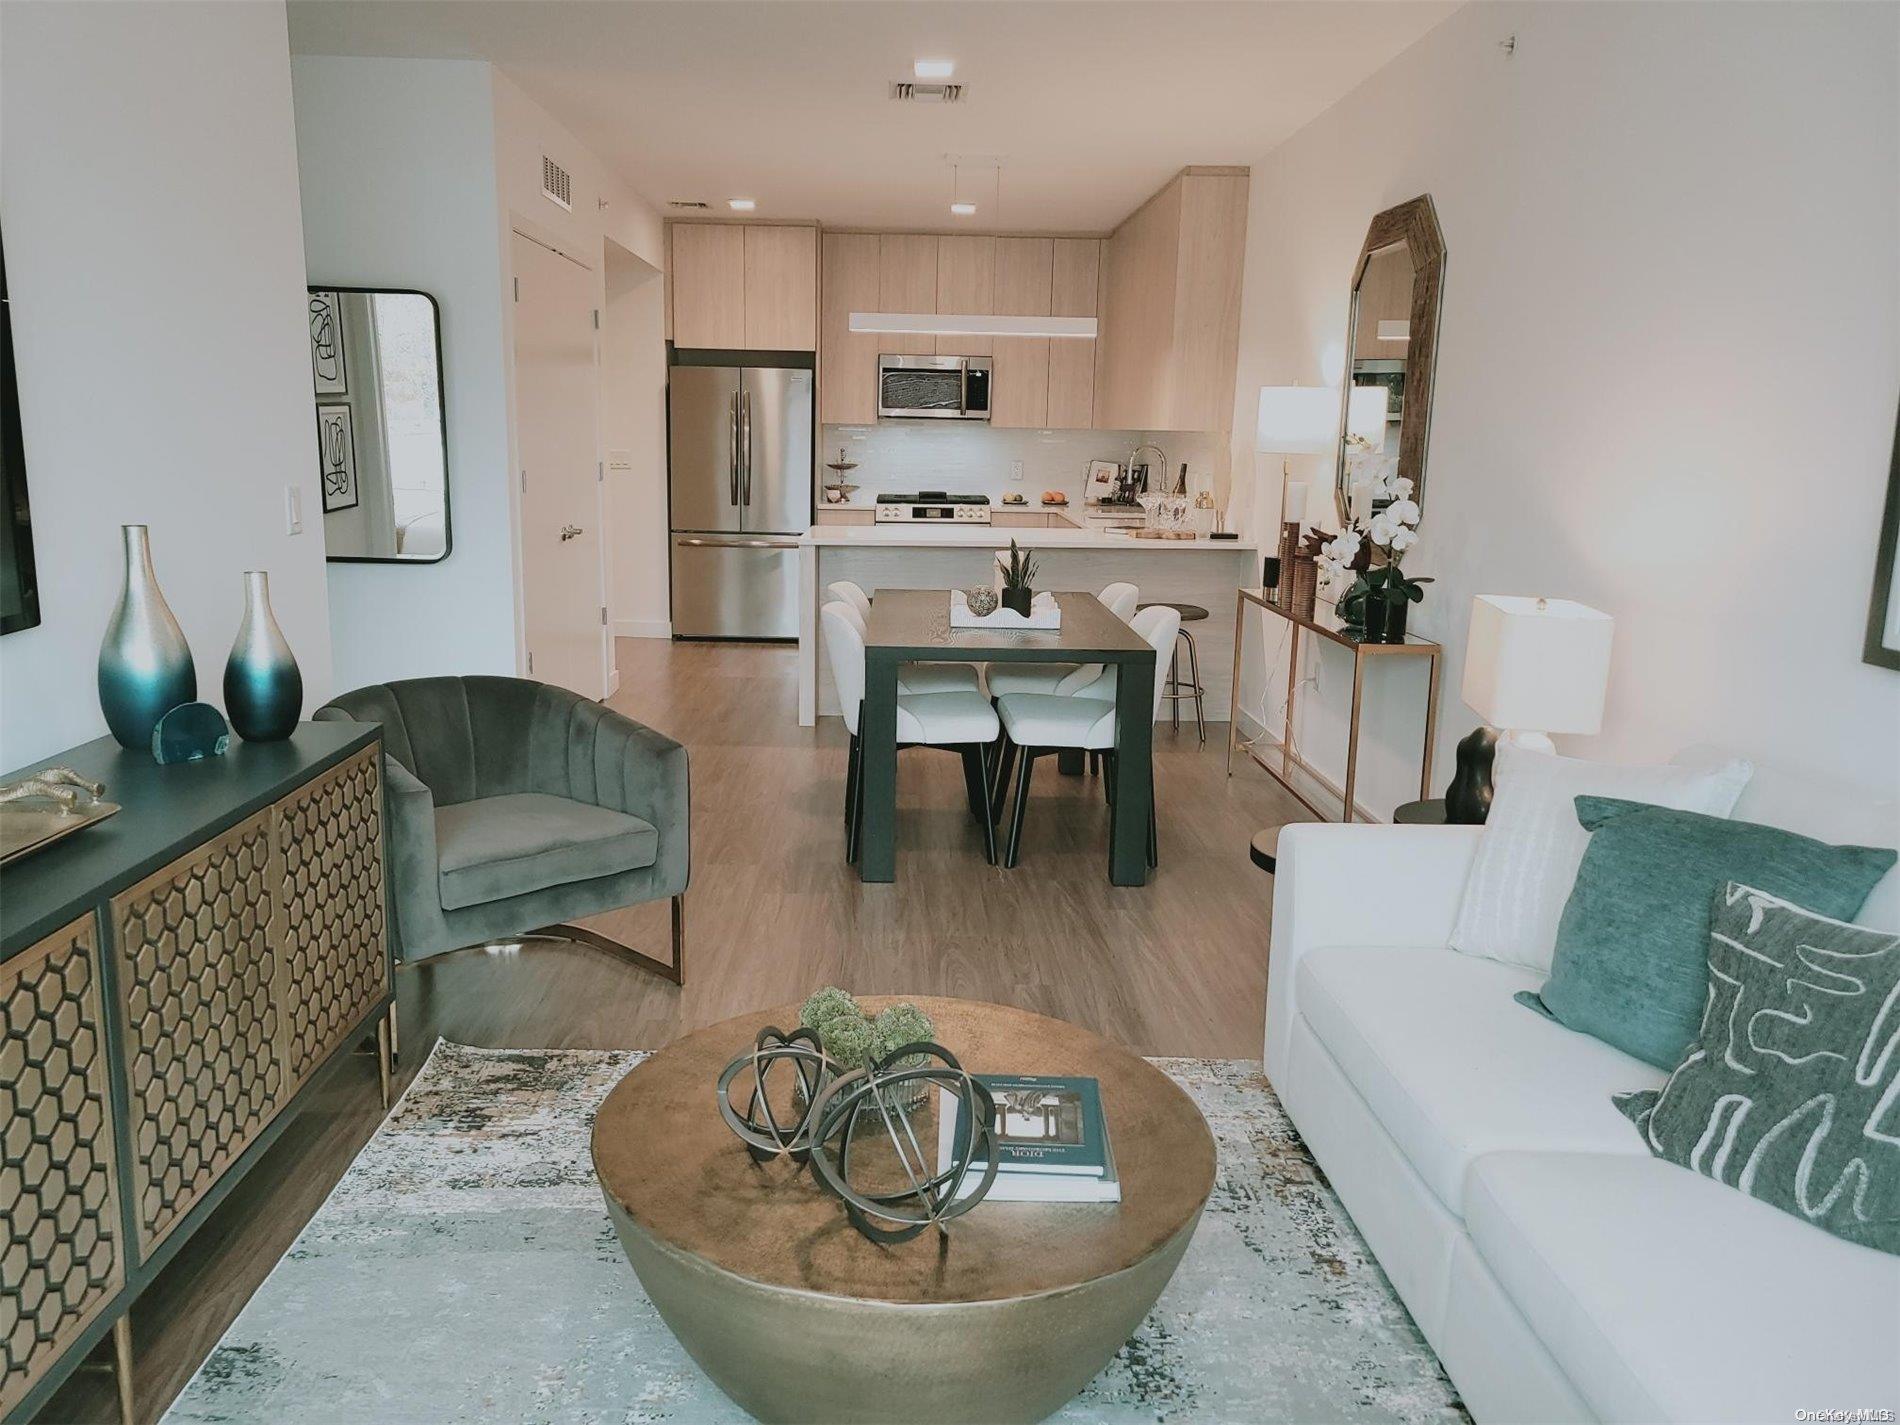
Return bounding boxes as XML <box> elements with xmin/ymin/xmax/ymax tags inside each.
<box><xmin>1334</xmin><ymin>196</ymin><xmax>1446</xmax><ymax>525</ymax></box>
<box><xmin>1864</xmin><ymin>402</ymin><xmax>1900</xmax><ymax>670</ymax></box>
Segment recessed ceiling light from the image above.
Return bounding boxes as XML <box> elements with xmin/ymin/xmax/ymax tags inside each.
<box><xmin>913</xmin><ymin>59</ymin><xmax>955</xmax><ymax>79</ymax></box>
<box><xmin>950</xmin><ymin>202</ymin><xmax>977</xmax><ymax>216</ymax></box>
<box><xmin>727</xmin><ymin>198</ymin><xmax>756</xmax><ymax>211</ymax></box>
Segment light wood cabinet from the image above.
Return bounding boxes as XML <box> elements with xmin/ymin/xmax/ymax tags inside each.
<box><xmin>933</xmin><ymin>235</ymin><xmax>995</xmax><ymax>356</ymax></box>
<box><xmin>669</xmin><ymin>224</ymin><xmax>746</xmax><ymax>348</ymax></box>
<box><xmin>743</xmin><ymin>226</ymin><xmax>818</xmax><ymax>350</ymax></box>
<box><xmin>1351</xmin><ymin>242</ymin><xmax>1413</xmax><ymax>360</ymax></box>
<box><xmin>1095</xmin><ymin>168</ymin><xmax>1249</xmax><ymax>432</ymax></box>
<box><xmin>1049</xmin><ymin>238</ymin><xmax>1100</xmax><ymax>430</ymax></box>
<box><xmin>670</xmin><ymin>222</ymin><xmax>817</xmax><ymax>351</ymax></box>
<box><xmin>991</xmin><ymin>237</ymin><xmax>1053</xmax><ymax>428</ymax></box>
<box><xmin>877</xmin><ymin>234</ymin><xmax>939</xmax><ymax>356</ymax></box>
<box><xmin>820</xmin><ymin>233</ymin><xmax>881</xmax><ymax>424</ymax></box>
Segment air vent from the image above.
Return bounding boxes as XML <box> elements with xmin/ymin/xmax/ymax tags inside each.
<box><xmin>890</xmin><ymin>81</ymin><xmax>965</xmax><ymax>104</ymax></box>
<box><xmin>541</xmin><ymin>155</ymin><xmax>572</xmax><ymax>211</ymax></box>
<box><xmin>668</xmin><ymin>199</ymin><xmax>712</xmax><ymax>210</ymax></box>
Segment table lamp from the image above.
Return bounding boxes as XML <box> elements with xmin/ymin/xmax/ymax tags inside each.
<box><xmin>1449</xmin><ymin>594</ymin><xmax>1615</xmax><ymax>823</ymax></box>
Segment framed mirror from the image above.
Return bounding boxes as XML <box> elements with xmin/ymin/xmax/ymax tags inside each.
<box><xmin>1334</xmin><ymin>196</ymin><xmax>1446</xmax><ymax>524</ymax></box>
<box><xmin>309</xmin><ymin>287</ymin><xmax>450</xmax><ymax>563</ymax></box>
<box><xmin>1</xmin><ymin>224</ymin><xmax>40</xmax><ymax>635</ymax></box>
<box><xmin>1864</xmin><ymin>403</ymin><xmax>1900</xmax><ymax>671</ymax></box>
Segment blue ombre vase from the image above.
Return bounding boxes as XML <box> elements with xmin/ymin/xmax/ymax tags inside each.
<box><xmin>98</xmin><ymin>524</ymin><xmax>197</xmax><ymax>749</ymax></box>
<box><xmin>223</xmin><ymin>570</ymin><xmax>303</xmax><ymax>741</ymax></box>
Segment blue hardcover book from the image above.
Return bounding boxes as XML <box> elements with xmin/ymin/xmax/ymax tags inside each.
<box><xmin>949</xmin><ymin>1074</ymin><xmax>1108</xmax><ymax>1177</ymax></box>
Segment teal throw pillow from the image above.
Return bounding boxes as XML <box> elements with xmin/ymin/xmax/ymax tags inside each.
<box><xmin>1616</xmin><ymin>885</ymin><xmax>1900</xmax><ymax>1254</ymax></box>
<box><xmin>1521</xmin><ymin>796</ymin><xmax>1895</xmax><ymax>1068</ymax></box>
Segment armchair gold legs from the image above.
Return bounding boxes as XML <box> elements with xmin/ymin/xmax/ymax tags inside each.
<box><xmin>527</xmin><ymin>893</ymin><xmax>686</xmax><ymax>986</ymax></box>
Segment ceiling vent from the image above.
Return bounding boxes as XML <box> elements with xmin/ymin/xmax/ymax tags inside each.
<box><xmin>541</xmin><ymin>155</ymin><xmax>572</xmax><ymax>212</ymax></box>
<box><xmin>890</xmin><ymin>81</ymin><xmax>965</xmax><ymax>104</ymax></box>
<box><xmin>667</xmin><ymin>199</ymin><xmax>712</xmax><ymax>210</ymax></box>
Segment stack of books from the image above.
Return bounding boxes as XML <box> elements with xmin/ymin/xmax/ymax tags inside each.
<box><xmin>936</xmin><ymin>1073</ymin><xmax>1120</xmax><ymax>1203</ymax></box>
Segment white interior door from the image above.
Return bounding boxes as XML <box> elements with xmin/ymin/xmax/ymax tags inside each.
<box><xmin>513</xmin><ymin>230</ymin><xmax>607</xmax><ymax>697</ymax></box>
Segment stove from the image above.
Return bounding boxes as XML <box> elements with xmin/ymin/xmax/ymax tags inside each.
<box><xmin>874</xmin><ymin>491</ymin><xmax>992</xmax><ymax>524</ymax></box>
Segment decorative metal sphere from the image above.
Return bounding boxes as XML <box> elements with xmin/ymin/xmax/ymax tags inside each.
<box><xmin>964</xmin><ymin>585</ymin><xmax>999</xmax><ymax>617</ymax></box>
<box><xmin>806</xmin><ymin>1041</ymin><xmax>999</xmax><ymax>1244</ymax></box>
<box><xmin>715</xmin><ymin>1026</ymin><xmax>834</xmax><ymax>1162</ymax></box>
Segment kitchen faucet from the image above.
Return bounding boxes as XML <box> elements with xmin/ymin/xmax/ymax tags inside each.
<box><xmin>1126</xmin><ymin>441</ymin><xmax>1168</xmax><ymax>497</ymax></box>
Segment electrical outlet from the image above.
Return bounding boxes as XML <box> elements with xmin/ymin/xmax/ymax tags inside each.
<box><xmin>284</xmin><ymin>486</ymin><xmax>303</xmax><ymax>535</ymax></box>
<box><xmin>1010</xmin><ymin>460</ymin><xmax>1023</xmax><ymax>482</ymax></box>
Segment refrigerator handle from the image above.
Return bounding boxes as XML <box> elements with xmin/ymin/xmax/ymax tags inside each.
<box><xmin>727</xmin><ymin>391</ymin><xmax>741</xmax><ymax>507</ymax></box>
<box><xmin>741</xmin><ymin>390</ymin><xmax>754</xmax><ymax>505</ymax></box>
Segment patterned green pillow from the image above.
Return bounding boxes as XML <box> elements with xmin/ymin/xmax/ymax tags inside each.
<box><xmin>1616</xmin><ymin>884</ymin><xmax>1900</xmax><ymax>1255</ymax></box>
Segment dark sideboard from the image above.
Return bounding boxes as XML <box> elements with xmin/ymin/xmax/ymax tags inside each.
<box><xmin>0</xmin><ymin>723</ymin><xmax>391</xmax><ymax>1425</ymax></box>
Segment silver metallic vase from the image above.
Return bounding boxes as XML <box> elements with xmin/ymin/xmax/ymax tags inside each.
<box><xmin>98</xmin><ymin>524</ymin><xmax>197</xmax><ymax>749</ymax></box>
<box><xmin>223</xmin><ymin>571</ymin><xmax>303</xmax><ymax>741</ymax></box>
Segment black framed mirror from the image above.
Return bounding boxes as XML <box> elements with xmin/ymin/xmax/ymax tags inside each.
<box><xmin>1864</xmin><ymin>402</ymin><xmax>1900</xmax><ymax>671</ymax></box>
<box><xmin>309</xmin><ymin>286</ymin><xmax>451</xmax><ymax>563</ymax></box>
<box><xmin>1</xmin><ymin>224</ymin><xmax>41</xmax><ymax>635</ymax></box>
<box><xmin>1334</xmin><ymin>196</ymin><xmax>1446</xmax><ymax>525</ymax></box>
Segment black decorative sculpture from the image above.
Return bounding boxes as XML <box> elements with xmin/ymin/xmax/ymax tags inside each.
<box><xmin>1445</xmin><ymin>726</ymin><xmax>1497</xmax><ymax>824</ymax></box>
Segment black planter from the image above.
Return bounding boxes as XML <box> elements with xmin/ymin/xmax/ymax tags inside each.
<box><xmin>1000</xmin><ymin>586</ymin><xmax>1033</xmax><ymax>616</ymax></box>
<box><xmin>1363</xmin><ymin>590</ymin><xmax>1409</xmax><ymax>644</ymax></box>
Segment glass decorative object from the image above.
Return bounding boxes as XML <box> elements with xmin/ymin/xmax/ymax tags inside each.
<box><xmin>98</xmin><ymin>524</ymin><xmax>196</xmax><ymax>749</ymax></box>
<box><xmin>223</xmin><ymin>570</ymin><xmax>303</xmax><ymax>741</ymax></box>
<box><xmin>152</xmin><ymin>702</ymin><xmax>231</xmax><ymax>764</ymax></box>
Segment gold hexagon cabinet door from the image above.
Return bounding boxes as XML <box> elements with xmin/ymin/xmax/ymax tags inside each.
<box><xmin>0</xmin><ymin>917</ymin><xmax>123</xmax><ymax>1419</ymax></box>
<box><xmin>110</xmin><ymin>809</ymin><xmax>284</xmax><ymax>1256</ymax></box>
<box><xmin>275</xmin><ymin>748</ymin><xmax>387</xmax><ymax>1092</ymax></box>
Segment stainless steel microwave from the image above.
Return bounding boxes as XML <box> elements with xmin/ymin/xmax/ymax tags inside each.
<box><xmin>877</xmin><ymin>354</ymin><xmax>992</xmax><ymax>420</ymax></box>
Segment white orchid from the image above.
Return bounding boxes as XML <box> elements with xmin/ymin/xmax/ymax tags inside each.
<box><xmin>1388</xmin><ymin>526</ymin><xmax>1418</xmax><ymax>553</ymax></box>
<box><xmin>1390</xmin><ymin>476</ymin><xmax>1414</xmax><ymax>500</ymax></box>
<box><xmin>1317</xmin><ymin>528</ymin><xmax>1362</xmax><ymax>588</ymax></box>
<box><xmin>1388</xmin><ymin>497</ymin><xmax>1421</xmax><ymax>528</ymax></box>
<box><xmin>1367</xmin><ymin>511</ymin><xmax>1396</xmax><ymax>546</ymax></box>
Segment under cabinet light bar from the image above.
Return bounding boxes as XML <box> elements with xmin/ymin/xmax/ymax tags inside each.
<box><xmin>849</xmin><ymin>312</ymin><xmax>1098</xmax><ymax>339</ymax></box>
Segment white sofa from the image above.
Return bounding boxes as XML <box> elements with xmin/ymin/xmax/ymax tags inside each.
<box><xmin>1265</xmin><ymin>754</ymin><xmax>1900</xmax><ymax>1423</ymax></box>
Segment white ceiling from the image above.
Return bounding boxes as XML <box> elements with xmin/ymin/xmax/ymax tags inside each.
<box><xmin>287</xmin><ymin>1</ymin><xmax>1458</xmax><ymax>233</ymax></box>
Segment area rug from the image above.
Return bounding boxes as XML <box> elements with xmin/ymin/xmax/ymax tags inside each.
<box><xmin>164</xmin><ymin>1041</ymin><xmax>1465</xmax><ymax>1425</ymax></box>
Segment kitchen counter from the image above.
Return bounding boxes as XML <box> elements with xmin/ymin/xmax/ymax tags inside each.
<box><xmin>796</xmin><ymin>525</ymin><xmax>1259</xmax><ymax>725</ymax></box>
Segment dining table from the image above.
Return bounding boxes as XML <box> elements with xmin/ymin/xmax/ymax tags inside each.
<box><xmin>857</xmin><ymin>588</ymin><xmax>1158</xmax><ymax>886</ymax></box>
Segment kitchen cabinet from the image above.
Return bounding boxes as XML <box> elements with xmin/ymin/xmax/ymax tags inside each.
<box><xmin>1048</xmin><ymin>238</ymin><xmax>1100</xmax><ymax>430</ymax></box>
<box><xmin>933</xmin><ymin>235</ymin><xmax>994</xmax><ymax>356</ymax></box>
<box><xmin>820</xmin><ymin>232</ymin><xmax>881</xmax><ymax>424</ymax></box>
<box><xmin>990</xmin><ymin>237</ymin><xmax>1100</xmax><ymax>431</ymax></box>
<box><xmin>1095</xmin><ymin>168</ymin><xmax>1249</xmax><ymax>432</ymax></box>
<box><xmin>878</xmin><ymin>234</ymin><xmax>938</xmax><ymax>356</ymax></box>
<box><xmin>670</xmin><ymin>222</ymin><xmax>817</xmax><ymax>351</ymax></box>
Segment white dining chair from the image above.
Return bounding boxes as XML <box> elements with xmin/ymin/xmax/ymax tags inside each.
<box><xmin>822</xmin><ymin>602</ymin><xmax>1001</xmax><ymax>865</ymax></box>
<box><xmin>825</xmin><ymin>580</ymin><xmax>981</xmax><ymax>694</ymax></box>
<box><xmin>991</xmin><ymin>604</ymin><xmax>1180</xmax><ymax>870</ymax></box>
<box><xmin>983</xmin><ymin>581</ymin><xmax>1139</xmax><ymax>698</ymax></box>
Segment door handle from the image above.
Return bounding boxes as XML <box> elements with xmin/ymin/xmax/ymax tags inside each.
<box><xmin>728</xmin><ymin>391</ymin><xmax>741</xmax><ymax>507</ymax></box>
<box><xmin>741</xmin><ymin>390</ymin><xmax>754</xmax><ymax>505</ymax></box>
<box><xmin>675</xmin><ymin>536</ymin><xmax>800</xmax><ymax>550</ymax></box>
<box><xmin>560</xmin><ymin>524</ymin><xmax>583</xmax><ymax>541</ymax></box>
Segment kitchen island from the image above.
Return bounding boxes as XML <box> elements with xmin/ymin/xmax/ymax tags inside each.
<box><xmin>798</xmin><ymin>522</ymin><xmax>1258</xmax><ymax>725</ymax></box>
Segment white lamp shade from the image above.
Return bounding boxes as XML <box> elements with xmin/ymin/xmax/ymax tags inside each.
<box><xmin>1461</xmin><ymin>595</ymin><xmax>1615</xmax><ymax>735</ymax></box>
<box><xmin>1255</xmin><ymin>387</ymin><xmax>1336</xmax><ymax>455</ymax></box>
<box><xmin>1346</xmin><ymin>385</ymin><xmax>1389</xmax><ymax>444</ymax></box>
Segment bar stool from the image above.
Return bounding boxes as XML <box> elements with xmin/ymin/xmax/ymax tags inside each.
<box><xmin>1138</xmin><ymin>601</ymin><xmax>1208</xmax><ymax>742</ymax></box>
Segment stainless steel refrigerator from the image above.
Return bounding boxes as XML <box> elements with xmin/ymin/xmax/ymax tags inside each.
<box><xmin>667</xmin><ymin>363</ymin><xmax>812</xmax><ymax>639</ymax></box>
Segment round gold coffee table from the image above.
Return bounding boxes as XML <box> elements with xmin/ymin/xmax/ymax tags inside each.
<box><xmin>591</xmin><ymin>997</ymin><xmax>1216</xmax><ymax>1424</ymax></box>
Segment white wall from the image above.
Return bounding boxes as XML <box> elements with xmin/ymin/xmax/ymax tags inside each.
<box><xmin>291</xmin><ymin>56</ymin><xmax>518</xmax><ymax>690</ymax></box>
<box><xmin>1228</xmin><ymin>0</ymin><xmax>1900</xmax><ymax>811</ymax></box>
<box><xmin>603</xmin><ymin>244</ymin><xmax>670</xmax><ymax>638</ymax></box>
<box><xmin>1</xmin><ymin>0</ymin><xmax>331</xmax><ymax>769</ymax></box>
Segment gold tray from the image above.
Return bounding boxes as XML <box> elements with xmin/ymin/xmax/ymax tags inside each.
<box><xmin>0</xmin><ymin>799</ymin><xmax>122</xmax><ymax>867</ymax></box>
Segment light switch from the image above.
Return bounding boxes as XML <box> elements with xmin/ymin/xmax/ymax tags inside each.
<box><xmin>284</xmin><ymin>485</ymin><xmax>304</xmax><ymax>535</ymax></box>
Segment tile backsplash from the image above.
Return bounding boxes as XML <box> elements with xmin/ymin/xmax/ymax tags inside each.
<box><xmin>820</xmin><ymin>424</ymin><xmax>1229</xmax><ymax>507</ymax></box>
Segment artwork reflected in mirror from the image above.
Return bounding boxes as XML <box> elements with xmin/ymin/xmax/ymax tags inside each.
<box><xmin>1864</xmin><ymin>404</ymin><xmax>1900</xmax><ymax>671</ymax></box>
<box><xmin>1</xmin><ymin>225</ymin><xmax>41</xmax><ymax>634</ymax></box>
<box><xmin>1334</xmin><ymin>196</ymin><xmax>1446</xmax><ymax>526</ymax></box>
<box><xmin>310</xmin><ymin>287</ymin><xmax>450</xmax><ymax>563</ymax></box>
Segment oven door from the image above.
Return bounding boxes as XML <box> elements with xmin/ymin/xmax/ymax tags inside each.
<box><xmin>878</xmin><ymin>356</ymin><xmax>982</xmax><ymax>420</ymax></box>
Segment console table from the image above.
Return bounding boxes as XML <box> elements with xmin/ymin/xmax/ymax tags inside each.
<box><xmin>0</xmin><ymin>723</ymin><xmax>390</xmax><ymax>1425</ymax></box>
<box><xmin>1225</xmin><ymin>586</ymin><xmax>1443</xmax><ymax>822</ymax></box>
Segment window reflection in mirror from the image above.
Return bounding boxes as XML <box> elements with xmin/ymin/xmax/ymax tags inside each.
<box><xmin>310</xmin><ymin>288</ymin><xmax>449</xmax><ymax>563</ymax></box>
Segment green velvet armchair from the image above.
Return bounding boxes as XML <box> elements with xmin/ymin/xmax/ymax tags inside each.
<box><xmin>315</xmin><ymin>676</ymin><xmax>688</xmax><ymax>982</ymax></box>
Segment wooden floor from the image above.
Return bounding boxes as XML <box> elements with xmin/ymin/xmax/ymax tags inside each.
<box><xmin>44</xmin><ymin>637</ymin><xmax>1309</xmax><ymax>1424</ymax></box>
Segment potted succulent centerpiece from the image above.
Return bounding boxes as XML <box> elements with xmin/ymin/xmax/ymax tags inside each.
<box><xmin>798</xmin><ymin>988</ymin><xmax>936</xmax><ymax>1115</ymax></box>
<box><xmin>998</xmin><ymin>539</ymin><xmax>1039</xmax><ymax>617</ymax></box>
<box><xmin>1319</xmin><ymin>465</ymin><xmax>1430</xmax><ymax>644</ymax></box>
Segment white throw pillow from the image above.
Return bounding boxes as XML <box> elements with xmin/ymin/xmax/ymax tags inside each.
<box><xmin>1446</xmin><ymin>742</ymin><xmax>1753</xmax><ymax>971</ymax></box>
